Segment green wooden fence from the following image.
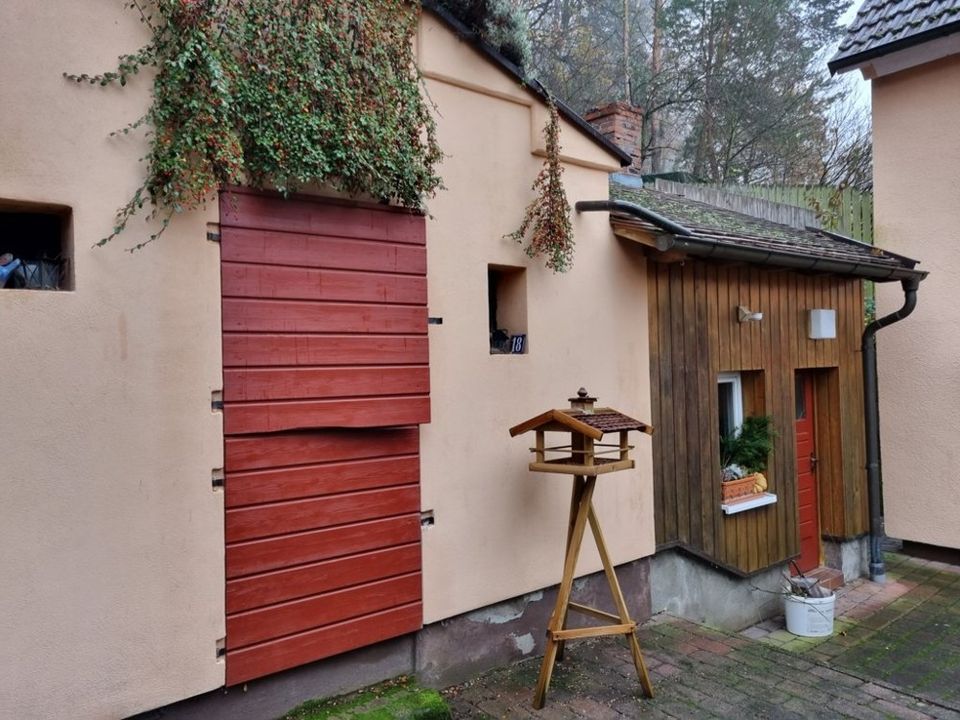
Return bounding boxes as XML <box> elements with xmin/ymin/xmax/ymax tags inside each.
<box><xmin>711</xmin><ymin>185</ymin><xmax>874</xmax><ymax>245</ymax></box>
<box><xmin>710</xmin><ymin>184</ymin><xmax>876</xmax><ymax>320</ymax></box>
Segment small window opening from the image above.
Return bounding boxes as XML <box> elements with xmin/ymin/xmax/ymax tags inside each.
<box><xmin>718</xmin><ymin>372</ymin><xmax>744</xmax><ymax>439</ymax></box>
<box><xmin>0</xmin><ymin>201</ymin><xmax>73</xmax><ymax>291</ymax></box>
<box><xmin>488</xmin><ymin>265</ymin><xmax>527</xmax><ymax>354</ymax></box>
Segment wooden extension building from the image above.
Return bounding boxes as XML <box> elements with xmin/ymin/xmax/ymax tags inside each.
<box><xmin>605</xmin><ymin>180</ymin><xmax>926</xmax><ymax>583</ymax></box>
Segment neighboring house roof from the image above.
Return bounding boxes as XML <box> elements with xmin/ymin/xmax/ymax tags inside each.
<box><xmin>829</xmin><ymin>0</ymin><xmax>960</xmax><ymax>73</ymax></box>
<box><xmin>421</xmin><ymin>1</ymin><xmax>632</xmax><ymax>167</ymax></box>
<box><xmin>607</xmin><ymin>180</ymin><xmax>927</xmax><ymax>282</ymax></box>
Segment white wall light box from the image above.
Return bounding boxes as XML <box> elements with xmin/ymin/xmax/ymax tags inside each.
<box><xmin>809</xmin><ymin>308</ymin><xmax>837</xmax><ymax>340</ymax></box>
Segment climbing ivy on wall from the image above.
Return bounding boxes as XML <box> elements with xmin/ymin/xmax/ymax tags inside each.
<box><xmin>67</xmin><ymin>0</ymin><xmax>443</xmax><ymax>248</ymax></box>
<box><xmin>509</xmin><ymin>99</ymin><xmax>575</xmax><ymax>273</ymax></box>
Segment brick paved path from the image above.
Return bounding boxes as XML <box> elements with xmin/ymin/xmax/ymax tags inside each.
<box><xmin>445</xmin><ymin>554</ymin><xmax>960</xmax><ymax>719</ymax></box>
<box><xmin>746</xmin><ymin>553</ymin><xmax>960</xmax><ymax>710</ymax></box>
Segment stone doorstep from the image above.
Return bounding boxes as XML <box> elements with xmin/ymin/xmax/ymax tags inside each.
<box><xmin>807</xmin><ymin>566</ymin><xmax>846</xmax><ymax>592</ymax></box>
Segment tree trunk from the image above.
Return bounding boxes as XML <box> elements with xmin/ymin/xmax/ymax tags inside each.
<box><xmin>649</xmin><ymin>0</ymin><xmax>663</xmax><ymax>173</ymax></box>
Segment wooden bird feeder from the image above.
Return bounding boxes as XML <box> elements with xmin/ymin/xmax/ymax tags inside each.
<box><xmin>509</xmin><ymin>388</ymin><xmax>655</xmax><ymax>709</ymax></box>
<box><xmin>509</xmin><ymin>388</ymin><xmax>653</xmax><ymax>476</ymax></box>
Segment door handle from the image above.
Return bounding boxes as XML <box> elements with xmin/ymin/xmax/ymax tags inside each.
<box><xmin>810</xmin><ymin>452</ymin><xmax>818</xmax><ymax>472</ymax></box>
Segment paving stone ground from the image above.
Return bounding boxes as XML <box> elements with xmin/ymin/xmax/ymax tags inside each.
<box><xmin>443</xmin><ymin>553</ymin><xmax>960</xmax><ymax>719</ymax></box>
<box><xmin>746</xmin><ymin>553</ymin><xmax>960</xmax><ymax>710</ymax></box>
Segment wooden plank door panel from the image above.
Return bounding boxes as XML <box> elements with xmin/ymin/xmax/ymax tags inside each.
<box><xmin>220</xmin><ymin>190</ymin><xmax>428</xmax><ymax>685</ymax></box>
<box><xmin>795</xmin><ymin>372</ymin><xmax>820</xmax><ymax>573</ymax></box>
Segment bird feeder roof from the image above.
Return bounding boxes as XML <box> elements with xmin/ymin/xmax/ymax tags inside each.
<box><xmin>509</xmin><ymin>408</ymin><xmax>653</xmax><ymax>440</ymax></box>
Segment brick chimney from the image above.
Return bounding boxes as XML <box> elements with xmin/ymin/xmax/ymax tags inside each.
<box><xmin>584</xmin><ymin>102</ymin><xmax>644</xmax><ymax>174</ymax></box>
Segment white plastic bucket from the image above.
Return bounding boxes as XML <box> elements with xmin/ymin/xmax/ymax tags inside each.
<box><xmin>784</xmin><ymin>593</ymin><xmax>835</xmax><ymax>637</ymax></box>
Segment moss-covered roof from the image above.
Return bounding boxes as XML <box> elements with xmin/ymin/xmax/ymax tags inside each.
<box><xmin>610</xmin><ymin>180</ymin><xmax>921</xmax><ymax>279</ymax></box>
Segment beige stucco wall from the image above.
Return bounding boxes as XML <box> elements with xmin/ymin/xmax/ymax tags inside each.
<box><xmin>872</xmin><ymin>53</ymin><xmax>960</xmax><ymax>550</ymax></box>
<box><xmin>418</xmin><ymin>12</ymin><xmax>656</xmax><ymax>624</ymax></box>
<box><xmin>0</xmin><ymin>3</ymin><xmax>224</xmax><ymax>719</ymax></box>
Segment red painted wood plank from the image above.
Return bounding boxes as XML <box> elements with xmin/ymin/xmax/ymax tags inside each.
<box><xmin>223</xmin><ymin>396</ymin><xmax>431</xmax><ymax>434</ymax></box>
<box><xmin>226</xmin><ymin>485</ymin><xmax>420</xmax><ymax>543</ymax></box>
<box><xmin>223</xmin><ymin>334</ymin><xmax>429</xmax><ymax>368</ymax></box>
<box><xmin>223</xmin><ymin>298</ymin><xmax>427</xmax><ymax>335</ymax></box>
<box><xmin>222</xmin><ymin>264</ymin><xmax>428</xmax><ymax>305</ymax></box>
<box><xmin>226</xmin><ymin>543</ymin><xmax>421</xmax><ymax>613</ymax></box>
<box><xmin>224</xmin><ymin>366</ymin><xmax>430</xmax><ymax>402</ymax></box>
<box><xmin>221</xmin><ymin>227</ymin><xmax>427</xmax><ymax>274</ymax></box>
<box><xmin>225</xmin><ymin>428</ymin><xmax>419</xmax><ymax>472</ymax></box>
<box><xmin>225</xmin><ymin>602</ymin><xmax>422</xmax><ymax>685</ymax></box>
<box><xmin>220</xmin><ymin>193</ymin><xmax>426</xmax><ymax>245</ymax></box>
<box><xmin>226</xmin><ymin>455</ymin><xmax>420</xmax><ymax>509</ymax></box>
<box><xmin>227</xmin><ymin>572</ymin><xmax>421</xmax><ymax>650</ymax></box>
<box><xmin>226</xmin><ymin>514</ymin><xmax>421</xmax><ymax>579</ymax></box>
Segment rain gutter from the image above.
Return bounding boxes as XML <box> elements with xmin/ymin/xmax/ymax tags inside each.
<box><xmin>575</xmin><ymin>200</ymin><xmax>928</xmax><ymax>283</ymax></box>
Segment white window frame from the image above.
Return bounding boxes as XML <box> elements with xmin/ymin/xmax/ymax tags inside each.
<box><xmin>718</xmin><ymin>372</ymin><xmax>744</xmax><ymax>437</ymax></box>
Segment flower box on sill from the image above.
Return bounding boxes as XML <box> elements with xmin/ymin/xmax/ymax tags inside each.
<box><xmin>721</xmin><ymin>473</ymin><xmax>758</xmax><ymax>502</ymax></box>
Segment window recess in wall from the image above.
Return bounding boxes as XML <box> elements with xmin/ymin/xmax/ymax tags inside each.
<box><xmin>488</xmin><ymin>265</ymin><xmax>527</xmax><ymax>354</ymax></box>
<box><xmin>0</xmin><ymin>201</ymin><xmax>73</xmax><ymax>291</ymax></box>
<box><xmin>719</xmin><ymin>370</ymin><xmax>776</xmax><ymax>513</ymax></box>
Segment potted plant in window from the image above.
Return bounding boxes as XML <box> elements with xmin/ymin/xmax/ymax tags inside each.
<box><xmin>720</xmin><ymin>415</ymin><xmax>776</xmax><ymax>502</ymax></box>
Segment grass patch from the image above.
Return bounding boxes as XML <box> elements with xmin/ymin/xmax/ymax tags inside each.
<box><xmin>280</xmin><ymin>677</ymin><xmax>451</xmax><ymax>720</ymax></box>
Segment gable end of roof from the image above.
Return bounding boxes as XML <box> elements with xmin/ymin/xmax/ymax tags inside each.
<box><xmin>421</xmin><ymin>1</ymin><xmax>632</xmax><ymax>166</ymax></box>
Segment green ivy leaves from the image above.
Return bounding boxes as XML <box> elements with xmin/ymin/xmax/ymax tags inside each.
<box><xmin>69</xmin><ymin>0</ymin><xmax>443</xmax><ymax>248</ymax></box>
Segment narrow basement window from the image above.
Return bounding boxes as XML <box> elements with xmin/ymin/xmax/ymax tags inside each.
<box><xmin>0</xmin><ymin>200</ymin><xmax>73</xmax><ymax>291</ymax></box>
<box><xmin>488</xmin><ymin>265</ymin><xmax>527</xmax><ymax>354</ymax></box>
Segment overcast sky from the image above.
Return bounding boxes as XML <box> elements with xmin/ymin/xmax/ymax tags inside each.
<box><xmin>832</xmin><ymin>0</ymin><xmax>871</xmax><ymax>110</ymax></box>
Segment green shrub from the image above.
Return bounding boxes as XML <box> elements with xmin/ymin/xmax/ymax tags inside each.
<box><xmin>720</xmin><ymin>415</ymin><xmax>776</xmax><ymax>476</ymax></box>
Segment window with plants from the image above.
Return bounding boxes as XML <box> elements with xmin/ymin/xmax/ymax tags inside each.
<box><xmin>720</xmin><ymin>415</ymin><xmax>776</xmax><ymax>501</ymax></box>
<box><xmin>67</xmin><ymin>0</ymin><xmax>443</xmax><ymax>249</ymax></box>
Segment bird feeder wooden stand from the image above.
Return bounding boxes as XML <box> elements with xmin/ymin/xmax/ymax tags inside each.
<box><xmin>509</xmin><ymin>388</ymin><xmax>656</xmax><ymax>709</ymax></box>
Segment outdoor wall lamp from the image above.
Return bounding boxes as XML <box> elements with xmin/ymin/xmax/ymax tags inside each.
<box><xmin>737</xmin><ymin>305</ymin><xmax>763</xmax><ymax>323</ymax></box>
<box><xmin>808</xmin><ymin>308</ymin><xmax>837</xmax><ymax>339</ymax></box>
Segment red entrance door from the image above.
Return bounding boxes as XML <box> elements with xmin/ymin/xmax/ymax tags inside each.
<box><xmin>795</xmin><ymin>373</ymin><xmax>820</xmax><ymax>573</ymax></box>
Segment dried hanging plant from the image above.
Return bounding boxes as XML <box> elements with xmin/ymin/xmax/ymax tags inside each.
<box><xmin>509</xmin><ymin>98</ymin><xmax>574</xmax><ymax>272</ymax></box>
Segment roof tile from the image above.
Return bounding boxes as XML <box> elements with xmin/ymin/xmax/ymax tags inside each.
<box><xmin>831</xmin><ymin>0</ymin><xmax>960</xmax><ymax>69</ymax></box>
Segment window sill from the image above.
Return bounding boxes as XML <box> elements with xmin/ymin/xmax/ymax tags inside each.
<box><xmin>721</xmin><ymin>492</ymin><xmax>777</xmax><ymax>515</ymax></box>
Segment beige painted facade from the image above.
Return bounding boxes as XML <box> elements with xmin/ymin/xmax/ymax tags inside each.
<box><xmin>872</xmin><ymin>53</ymin><xmax>960</xmax><ymax>551</ymax></box>
<box><xmin>0</xmin><ymin>3</ymin><xmax>224</xmax><ymax>719</ymax></box>
<box><xmin>0</xmin><ymin>5</ymin><xmax>655</xmax><ymax>717</ymax></box>
<box><xmin>417</xmin><ymin>12</ymin><xmax>656</xmax><ymax>624</ymax></box>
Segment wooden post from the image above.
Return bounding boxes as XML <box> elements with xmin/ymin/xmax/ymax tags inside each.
<box><xmin>532</xmin><ymin>476</ymin><xmax>654</xmax><ymax>709</ymax></box>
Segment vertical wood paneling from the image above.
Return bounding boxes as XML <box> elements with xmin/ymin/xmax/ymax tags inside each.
<box><xmin>694</xmin><ymin>264</ymin><xmax>713</xmax><ymax>556</ymax></box>
<box><xmin>683</xmin><ymin>264</ymin><xmax>702</xmax><ymax>547</ymax></box>
<box><xmin>706</xmin><ymin>265</ymin><xmax>723</xmax><ymax>557</ymax></box>
<box><xmin>647</xmin><ymin>258</ymin><xmax>868</xmax><ymax>574</ymax></box>
<box><xmin>670</xmin><ymin>264</ymin><xmax>690</xmax><ymax>544</ymax></box>
<box><xmin>658</xmin><ymin>265</ymin><xmax>677</xmax><ymax>544</ymax></box>
<box><xmin>648</xmin><ymin>266</ymin><xmax>665</xmax><ymax>546</ymax></box>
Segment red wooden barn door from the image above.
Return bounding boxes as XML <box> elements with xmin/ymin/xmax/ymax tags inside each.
<box><xmin>220</xmin><ymin>189</ymin><xmax>429</xmax><ymax>685</ymax></box>
<box><xmin>795</xmin><ymin>372</ymin><xmax>820</xmax><ymax>574</ymax></box>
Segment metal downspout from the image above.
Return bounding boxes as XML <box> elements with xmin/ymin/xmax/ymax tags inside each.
<box><xmin>862</xmin><ymin>278</ymin><xmax>920</xmax><ymax>582</ymax></box>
